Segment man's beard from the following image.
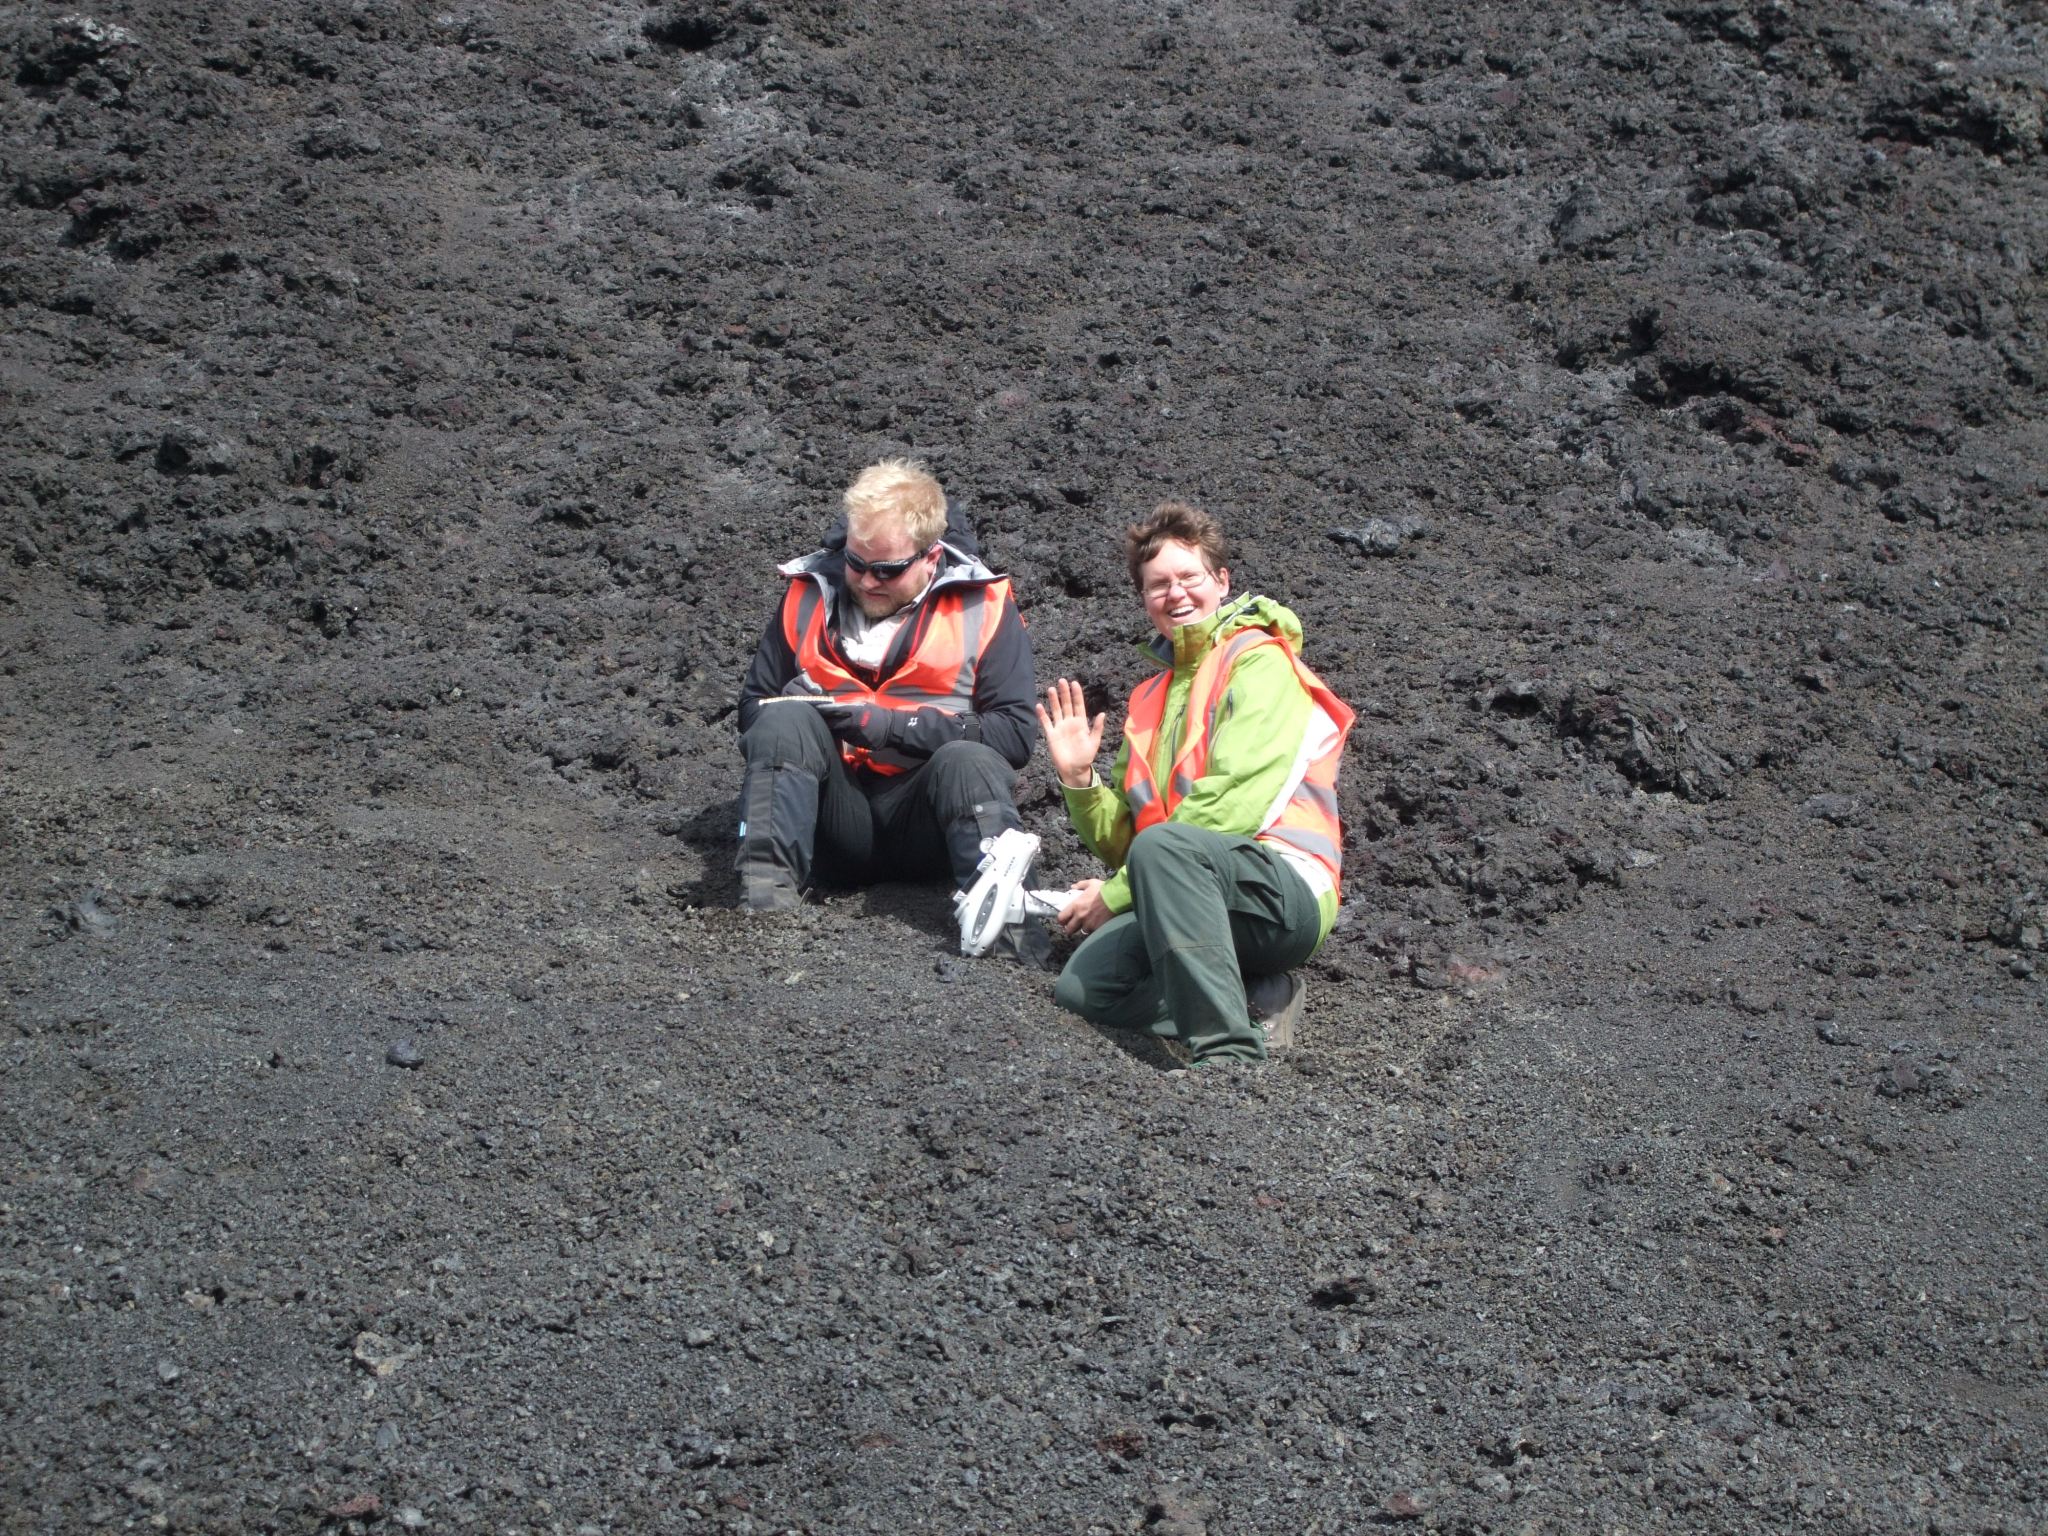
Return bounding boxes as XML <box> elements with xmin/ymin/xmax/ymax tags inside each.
<box><xmin>854</xmin><ymin>586</ymin><xmax>911</xmax><ymax>620</ymax></box>
<box><xmin>853</xmin><ymin>570</ymin><xmax>931</xmax><ymax>620</ymax></box>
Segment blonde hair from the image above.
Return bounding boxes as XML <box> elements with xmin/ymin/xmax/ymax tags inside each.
<box><xmin>844</xmin><ymin>458</ymin><xmax>948</xmax><ymax>549</ymax></box>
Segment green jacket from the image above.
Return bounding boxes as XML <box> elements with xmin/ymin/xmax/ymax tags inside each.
<box><xmin>1061</xmin><ymin>594</ymin><xmax>1339</xmax><ymax>943</ymax></box>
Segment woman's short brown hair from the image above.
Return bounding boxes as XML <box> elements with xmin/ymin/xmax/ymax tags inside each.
<box><xmin>1125</xmin><ymin>501</ymin><xmax>1227</xmax><ymax>589</ymax></box>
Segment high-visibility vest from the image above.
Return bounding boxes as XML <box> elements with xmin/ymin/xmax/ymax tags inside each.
<box><xmin>1120</xmin><ymin>628</ymin><xmax>1354</xmax><ymax>893</ymax></box>
<box><xmin>782</xmin><ymin>575</ymin><xmax>1013</xmax><ymax>774</ymax></box>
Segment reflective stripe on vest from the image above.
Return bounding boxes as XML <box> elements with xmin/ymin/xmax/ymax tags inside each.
<box><xmin>1120</xmin><ymin>629</ymin><xmax>1355</xmax><ymax>894</ymax></box>
<box><xmin>782</xmin><ymin>576</ymin><xmax>1012</xmax><ymax>775</ymax></box>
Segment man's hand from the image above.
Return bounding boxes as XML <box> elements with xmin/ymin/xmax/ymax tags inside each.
<box><xmin>816</xmin><ymin>702</ymin><xmax>968</xmax><ymax>757</ymax></box>
<box><xmin>891</xmin><ymin>706</ymin><xmax>969</xmax><ymax>757</ymax></box>
<box><xmin>1055</xmin><ymin>878</ymin><xmax>1112</xmax><ymax>938</ymax></box>
<box><xmin>1037</xmin><ymin>678</ymin><xmax>1105</xmax><ymax>789</ymax></box>
<box><xmin>815</xmin><ymin>701</ymin><xmax>897</xmax><ymax>752</ymax></box>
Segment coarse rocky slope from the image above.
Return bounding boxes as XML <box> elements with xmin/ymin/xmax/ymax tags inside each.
<box><xmin>2</xmin><ymin>2</ymin><xmax>2043</xmax><ymax>1532</ymax></box>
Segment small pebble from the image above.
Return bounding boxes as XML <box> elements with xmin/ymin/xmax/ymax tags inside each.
<box><xmin>1877</xmin><ymin>1060</ymin><xmax>1930</xmax><ymax>1098</ymax></box>
<box><xmin>1383</xmin><ymin>1489</ymin><xmax>1426</xmax><ymax>1520</ymax></box>
<box><xmin>1328</xmin><ymin>517</ymin><xmax>1426</xmax><ymax>557</ymax></box>
<box><xmin>386</xmin><ymin>1039</ymin><xmax>424</xmax><ymax>1069</ymax></box>
<box><xmin>62</xmin><ymin>891</ymin><xmax>117</xmax><ymax>937</ymax></box>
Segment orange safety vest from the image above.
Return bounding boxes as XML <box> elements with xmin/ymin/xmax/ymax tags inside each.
<box><xmin>782</xmin><ymin>575</ymin><xmax>1013</xmax><ymax>774</ymax></box>
<box><xmin>1120</xmin><ymin>628</ymin><xmax>1354</xmax><ymax>893</ymax></box>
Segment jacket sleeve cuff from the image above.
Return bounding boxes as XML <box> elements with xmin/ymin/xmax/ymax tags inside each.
<box><xmin>1100</xmin><ymin>872</ymin><xmax>1133</xmax><ymax>913</ymax></box>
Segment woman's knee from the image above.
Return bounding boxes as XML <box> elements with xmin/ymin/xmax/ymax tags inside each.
<box><xmin>1127</xmin><ymin>820</ymin><xmax>1208</xmax><ymax>876</ymax></box>
<box><xmin>1052</xmin><ymin>961</ymin><xmax>1091</xmax><ymax>1018</ymax></box>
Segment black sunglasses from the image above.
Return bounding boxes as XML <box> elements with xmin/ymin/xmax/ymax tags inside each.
<box><xmin>843</xmin><ymin>543</ymin><xmax>936</xmax><ymax>581</ymax></box>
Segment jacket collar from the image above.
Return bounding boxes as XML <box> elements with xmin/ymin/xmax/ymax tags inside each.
<box><xmin>1139</xmin><ymin>593</ymin><xmax>1265</xmax><ymax>671</ymax></box>
<box><xmin>779</xmin><ymin>538</ymin><xmax>995</xmax><ymax>592</ymax></box>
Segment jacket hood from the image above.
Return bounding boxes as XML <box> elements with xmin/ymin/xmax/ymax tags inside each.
<box><xmin>779</xmin><ymin>501</ymin><xmax>998</xmax><ymax>590</ymax></box>
<box><xmin>816</xmin><ymin>506</ymin><xmax>985</xmax><ymax>562</ymax></box>
<box><xmin>1141</xmin><ymin>592</ymin><xmax>1304</xmax><ymax>670</ymax></box>
<box><xmin>778</xmin><ymin>539</ymin><xmax>997</xmax><ymax>589</ymax></box>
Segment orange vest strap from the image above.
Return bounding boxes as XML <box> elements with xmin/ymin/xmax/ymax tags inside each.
<box><xmin>780</xmin><ymin>577</ymin><xmax>1008</xmax><ymax>774</ymax></box>
<box><xmin>1118</xmin><ymin>630</ymin><xmax>1352</xmax><ymax>891</ymax></box>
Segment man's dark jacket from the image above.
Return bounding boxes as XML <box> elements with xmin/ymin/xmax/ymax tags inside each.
<box><xmin>736</xmin><ymin>517</ymin><xmax>1035</xmax><ymax>770</ymax></box>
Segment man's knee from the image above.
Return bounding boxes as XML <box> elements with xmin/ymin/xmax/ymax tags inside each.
<box><xmin>923</xmin><ymin>739</ymin><xmax>1018</xmax><ymax>809</ymax></box>
<box><xmin>740</xmin><ymin>703</ymin><xmax>835</xmax><ymax>770</ymax></box>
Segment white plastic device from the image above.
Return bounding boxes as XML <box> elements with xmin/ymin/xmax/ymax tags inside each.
<box><xmin>954</xmin><ymin>828</ymin><xmax>1076</xmax><ymax>956</ymax></box>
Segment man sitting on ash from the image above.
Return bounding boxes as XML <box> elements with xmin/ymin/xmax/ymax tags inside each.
<box><xmin>733</xmin><ymin>459</ymin><xmax>1041</xmax><ymax>954</ymax></box>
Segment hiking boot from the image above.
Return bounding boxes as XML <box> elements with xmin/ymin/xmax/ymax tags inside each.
<box><xmin>1246</xmin><ymin>970</ymin><xmax>1306</xmax><ymax>1052</ymax></box>
<box><xmin>740</xmin><ymin>872</ymin><xmax>805</xmax><ymax>913</ymax></box>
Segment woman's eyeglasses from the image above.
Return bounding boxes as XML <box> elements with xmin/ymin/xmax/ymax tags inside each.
<box><xmin>1141</xmin><ymin>569</ymin><xmax>1215</xmax><ymax>603</ymax></box>
<box><xmin>843</xmin><ymin>543</ymin><xmax>935</xmax><ymax>581</ymax></box>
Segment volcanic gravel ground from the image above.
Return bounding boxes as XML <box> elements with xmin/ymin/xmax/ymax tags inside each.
<box><xmin>3</xmin><ymin>2</ymin><xmax>2045</xmax><ymax>1532</ymax></box>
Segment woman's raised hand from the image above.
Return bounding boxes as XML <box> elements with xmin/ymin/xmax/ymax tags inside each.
<box><xmin>1036</xmin><ymin>677</ymin><xmax>1105</xmax><ymax>789</ymax></box>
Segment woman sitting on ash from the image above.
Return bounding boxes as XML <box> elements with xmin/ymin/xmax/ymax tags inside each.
<box><xmin>1037</xmin><ymin>501</ymin><xmax>1355</xmax><ymax>1068</ymax></box>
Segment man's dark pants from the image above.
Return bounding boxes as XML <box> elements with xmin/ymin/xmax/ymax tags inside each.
<box><xmin>736</xmin><ymin>703</ymin><xmax>1021</xmax><ymax>908</ymax></box>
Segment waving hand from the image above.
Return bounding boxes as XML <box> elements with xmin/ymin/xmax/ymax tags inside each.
<box><xmin>1036</xmin><ymin>678</ymin><xmax>1105</xmax><ymax>789</ymax></box>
